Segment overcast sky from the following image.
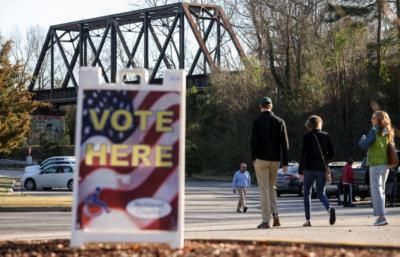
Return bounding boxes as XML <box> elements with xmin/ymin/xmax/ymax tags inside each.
<box><xmin>0</xmin><ymin>0</ymin><xmax>138</xmax><ymax>36</ymax></box>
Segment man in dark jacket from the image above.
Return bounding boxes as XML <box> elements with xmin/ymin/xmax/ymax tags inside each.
<box><xmin>251</xmin><ymin>96</ymin><xmax>289</xmax><ymax>229</ymax></box>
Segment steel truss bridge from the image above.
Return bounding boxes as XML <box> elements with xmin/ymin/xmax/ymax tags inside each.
<box><xmin>28</xmin><ymin>3</ymin><xmax>245</xmax><ymax>105</ymax></box>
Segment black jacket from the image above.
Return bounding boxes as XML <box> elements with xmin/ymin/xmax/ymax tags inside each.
<box><xmin>299</xmin><ymin>129</ymin><xmax>334</xmax><ymax>174</ymax></box>
<box><xmin>250</xmin><ymin>111</ymin><xmax>289</xmax><ymax>165</ymax></box>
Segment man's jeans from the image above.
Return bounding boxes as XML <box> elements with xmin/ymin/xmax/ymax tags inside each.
<box><xmin>303</xmin><ymin>170</ymin><xmax>330</xmax><ymax>221</ymax></box>
<box><xmin>254</xmin><ymin>159</ymin><xmax>279</xmax><ymax>223</ymax></box>
<box><xmin>369</xmin><ymin>165</ymin><xmax>389</xmax><ymax>216</ymax></box>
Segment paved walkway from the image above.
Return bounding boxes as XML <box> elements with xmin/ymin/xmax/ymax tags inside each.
<box><xmin>0</xmin><ymin>180</ymin><xmax>399</xmax><ymax>246</ymax></box>
<box><xmin>184</xmin><ymin>181</ymin><xmax>400</xmax><ymax>246</ymax></box>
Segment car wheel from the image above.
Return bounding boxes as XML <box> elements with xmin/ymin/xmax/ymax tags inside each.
<box><xmin>67</xmin><ymin>180</ymin><xmax>73</xmax><ymax>191</ymax></box>
<box><xmin>24</xmin><ymin>179</ymin><xmax>36</xmax><ymax>191</ymax></box>
<box><xmin>353</xmin><ymin>195</ymin><xmax>362</xmax><ymax>202</ymax></box>
<box><xmin>43</xmin><ymin>187</ymin><xmax>52</xmax><ymax>191</ymax></box>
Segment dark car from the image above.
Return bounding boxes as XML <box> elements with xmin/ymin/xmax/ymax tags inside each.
<box><xmin>385</xmin><ymin>150</ymin><xmax>400</xmax><ymax>205</ymax></box>
<box><xmin>325</xmin><ymin>162</ymin><xmax>346</xmax><ymax>197</ymax></box>
<box><xmin>329</xmin><ymin>160</ymin><xmax>370</xmax><ymax>201</ymax></box>
<box><xmin>328</xmin><ymin>161</ymin><xmax>368</xmax><ymax>197</ymax></box>
<box><xmin>276</xmin><ymin>164</ymin><xmax>303</xmax><ymax>196</ymax></box>
<box><xmin>329</xmin><ymin>151</ymin><xmax>400</xmax><ymax>202</ymax></box>
<box><xmin>386</xmin><ymin>165</ymin><xmax>400</xmax><ymax>206</ymax></box>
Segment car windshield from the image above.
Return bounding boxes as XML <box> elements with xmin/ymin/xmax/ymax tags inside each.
<box><xmin>40</xmin><ymin>157</ymin><xmax>75</xmax><ymax>167</ymax></box>
<box><xmin>41</xmin><ymin>161</ymin><xmax>75</xmax><ymax>171</ymax></box>
<box><xmin>352</xmin><ymin>162</ymin><xmax>363</xmax><ymax>168</ymax></box>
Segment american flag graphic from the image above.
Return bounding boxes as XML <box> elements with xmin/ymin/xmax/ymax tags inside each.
<box><xmin>76</xmin><ymin>89</ymin><xmax>180</xmax><ymax>231</ymax></box>
<box><xmin>81</xmin><ymin>90</ymin><xmax>137</xmax><ymax>143</ymax></box>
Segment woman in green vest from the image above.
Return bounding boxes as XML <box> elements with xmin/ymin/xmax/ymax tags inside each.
<box><xmin>359</xmin><ymin>110</ymin><xmax>394</xmax><ymax>226</ymax></box>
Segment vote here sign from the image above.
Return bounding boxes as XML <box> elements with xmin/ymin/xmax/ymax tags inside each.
<box><xmin>71</xmin><ymin>68</ymin><xmax>185</xmax><ymax>248</ymax></box>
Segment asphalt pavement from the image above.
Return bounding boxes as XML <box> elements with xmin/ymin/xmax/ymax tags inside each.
<box><xmin>0</xmin><ymin>169</ymin><xmax>24</xmax><ymax>178</ymax></box>
<box><xmin>184</xmin><ymin>181</ymin><xmax>400</xmax><ymax>247</ymax></box>
<box><xmin>0</xmin><ymin>179</ymin><xmax>399</xmax><ymax>246</ymax></box>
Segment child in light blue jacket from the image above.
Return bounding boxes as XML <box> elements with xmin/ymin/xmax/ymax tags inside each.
<box><xmin>232</xmin><ymin>163</ymin><xmax>251</xmax><ymax>213</ymax></box>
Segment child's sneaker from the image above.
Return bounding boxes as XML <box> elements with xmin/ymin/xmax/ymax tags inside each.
<box><xmin>243</xmin><ymin>206</ymin><xmax>248</xmax><ymax>213</ymax></box>
<box><xmin>303</xmin><ymin>220</ymin><xmax>312</xmax><ymax>227</ymax></box>
<box><xmin>236</xmin><ymin>209</ymin><xmax>242</xmax><ymax>213</ymax></box>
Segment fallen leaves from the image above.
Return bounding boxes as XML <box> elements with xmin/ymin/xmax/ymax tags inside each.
<box><xmin>0</xmin><ymin>239</ymin><xmax>399</xmax><ymax>257</ymax></box>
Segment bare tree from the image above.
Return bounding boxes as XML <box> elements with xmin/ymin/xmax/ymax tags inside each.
<box><xmin>8</xmin><ymin>26</ymin><xmax>68</xmax><ymax>89</ymax></box>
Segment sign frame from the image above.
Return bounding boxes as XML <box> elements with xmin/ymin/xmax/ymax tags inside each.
<box><xmin>70</xmin><ymin>67</ymin><xmax>186</xmax><ymax>248</ymax></box>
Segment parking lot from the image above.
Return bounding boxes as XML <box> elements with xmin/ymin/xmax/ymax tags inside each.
<box><xmin>0</xmin><ymin>179</ymin><xmax>399</xmax><ymax>246</ymax></box>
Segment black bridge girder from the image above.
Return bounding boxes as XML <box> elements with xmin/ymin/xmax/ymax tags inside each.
<box><xmin>28</xmin><ymin>2</ymin><xmax>245</xmax><ymax>104</ymax></box>
<box><xmin>32</xmin><ymin>75</ymin><xmax>209</xmax><ymax>105</ymax></box>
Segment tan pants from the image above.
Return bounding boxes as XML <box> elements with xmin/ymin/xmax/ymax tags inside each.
<box><xmin>237</xmin><ymin>187</ymin><xmax>246</xmax><ymax>210</ymax></box>
<box><xmin>254</xmin><ymin>159</ymin><xmax>279</xmax><ymax>223</ymax></box>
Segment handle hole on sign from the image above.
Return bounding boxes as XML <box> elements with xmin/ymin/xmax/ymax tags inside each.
<box><xmin>122</xmin><ymin>74</ymin><xmax>141</xmax><ymax>84</ymax></box>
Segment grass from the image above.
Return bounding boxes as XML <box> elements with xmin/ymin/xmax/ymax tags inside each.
<box><xmin>0</xmin><ymin>177</ymin><xmax>14</xmax><ymax>184</ymax></box>
<box><xmin>0</xmin><ymin>195</ymin><xmax>72</xmax><ymax>208</ymax></box>
<box><xmin>0</xmin><ymin>176</ymin><xmax>72</xmax><ymax>209</ymax></box>
<box><xmin>0</xmin><ymin>177</ymin><xmax>14</xmax><ymax>195</ymax></box>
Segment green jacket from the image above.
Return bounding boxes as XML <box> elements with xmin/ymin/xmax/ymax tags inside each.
<box><xmin>367</xmin><ymin>131</ymin><xmax>388</xmax><ymax>166</ymax></box>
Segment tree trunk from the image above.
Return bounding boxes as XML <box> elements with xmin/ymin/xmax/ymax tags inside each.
<box><xmin>396</xmin><ymin>0</ymin><xmax>400</xmax><ymax>113</ymax></box>
<box><xmin>266</xmin><ymin>28</ymin><xmax>285</xmax><ymax>91</ymax></box>
<box><xmin>397</xmin><ymin>0</ymin><xmax>400</xmax><ymax>41</ymax></box>
<box><xmin>248</xmin><ymin>1</ymin><xmax>264</xmax><ymax>60</ymax></box>
<box><xmin>285</xmin><ymin>16</ymin><xmax>291</xmax><ymax>91</ymax></box>
<box><xmin>377</xmin><ymin>0</ymin><xmax>382</xmax><ymax>78</ymax></box>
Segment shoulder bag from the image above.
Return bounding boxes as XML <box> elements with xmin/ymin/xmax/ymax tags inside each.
<box><xmin>387</xmin><ymin>142</ymin><xmax>399</xmax><ymax>168</ymax></box>
<box><xmin>313</xmin><ymin>133</ymin><xmax>332</xmax><ymax>183</ymax></box>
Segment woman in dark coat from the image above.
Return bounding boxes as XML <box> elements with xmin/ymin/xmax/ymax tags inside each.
<box><xmin>299</xmin><ymin>115</ymin><xmax>335</xmax><ymax>227</ymax></box>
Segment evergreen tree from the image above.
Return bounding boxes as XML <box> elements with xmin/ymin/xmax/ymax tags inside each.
<box><xmin>326</xmin><ymin>1</ymin><xmax>384</xmax><ymax>76</ymax></box>
<box><xmin>0</xmin><ymin>40</ymin><xmax>45</xmax><ymax>154</ymax></box>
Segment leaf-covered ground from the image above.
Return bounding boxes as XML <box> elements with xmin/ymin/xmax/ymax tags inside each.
<box><xmin>0</xmin><ymin>239</ymin><xmax>399</xmax><ymax>257</ymax></box>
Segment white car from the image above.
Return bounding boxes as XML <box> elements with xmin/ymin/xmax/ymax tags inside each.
<box><xmin>24</xmin><ymin>156</ymin><xmax>75</xmax><ymax>173</ymax></box>
<box><xmin>21</xmin><ymin>164</ymin><xmax>75</xmax><ymax>191</ymax></box>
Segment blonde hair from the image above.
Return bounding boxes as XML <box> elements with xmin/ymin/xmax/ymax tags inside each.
<box><xmin>374</xmin><ymin>110</ymin><xmax>394</xmax><ymax>143</ymax></box>
<box><xmin>305</xmin><ymin>115</ymin><xmax>323</xmax><ymax>131</ymax></box>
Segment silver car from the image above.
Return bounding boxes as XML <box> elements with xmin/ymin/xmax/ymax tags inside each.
<box><xmin>21</xmin><ymin>164</ymin><xmax>75</xmax><ymax>191</ymax></box>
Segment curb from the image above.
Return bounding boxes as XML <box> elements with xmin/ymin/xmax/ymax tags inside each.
<box><xmin>1</xmin><ymin>238</ymin><xmax>399</xmax><ymax>250</ymax></box>
<box><xmin>193</xmin><ymin>238</ymin><xmax>400</xmax><ymax>251</ymax></box>
<box><xmin>0</xmin><ymin>207</ymin><xmax>71</xmax><ymax>212</ymax></box>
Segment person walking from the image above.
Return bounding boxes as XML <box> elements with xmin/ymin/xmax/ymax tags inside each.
<box><xmin>342</xmin><ymin>159</ymin><xmax>356</xmax><ymax>207</ymax></box>
<box><xmin>232</xmin><ymin>163</ymin><xmax>251</xmax><ymax>213</ymax></box>
<box><xmin>299</xmin><ymin>115</ymin><xmax>335</xmax><ymax>227</ymax></box>
<box><xmin>359</xmin><ymin>110</ymin><xmax>394</xmax><ymax>226</ymax></box>
<box><xmin>251</xmin><ymin>96</ymin><xmax>289</xmax><ymax>229</ymax></box>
